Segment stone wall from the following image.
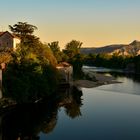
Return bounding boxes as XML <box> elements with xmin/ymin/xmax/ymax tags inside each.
<box><xmin>56</xmin><ymin>65</ymin><xmax>73</xmax><ymax>84</ymax></box>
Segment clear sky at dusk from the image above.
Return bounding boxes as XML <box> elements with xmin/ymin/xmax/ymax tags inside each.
<box><xmin>0</xmin><ymin>0</ymin><xmax>140</xmax><ymax>48</ymax></box>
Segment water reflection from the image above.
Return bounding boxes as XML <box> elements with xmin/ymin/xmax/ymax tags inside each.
<box><xmin>0</xmin><ymin>86</ymin><xmax>83</xmax><ymax>140</ymax></box>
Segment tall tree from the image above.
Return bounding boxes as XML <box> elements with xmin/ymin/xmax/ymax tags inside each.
<box><xmin>48</xmin><ymin>41</ymin><xmax>62</xmax><ymax>62</ymax></box>
<box><xmin>64</xmin><ymin>40</ymin><xmax>82</xmax><ymax>59</ymax></box>
<box><xmin>9</xmin><ymin>22</ymin><xmax>38</xmax><ymax>43</ymax></box>
<box><xmin>48</xmin><ymin>41</ymin><xmax>60</xmax><ymax>53</ymax></box>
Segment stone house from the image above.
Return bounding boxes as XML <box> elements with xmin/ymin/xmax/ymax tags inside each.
<box><xmin>0</xmin><ymin>31</ymin><xmax>20</xmax><ymax>99</ymax></box>
<box><xmin>56</xmin><ymin>62</ymin><xmax>73</xmax><ymax>84</ymax></box>
<box><xmin>0</xmin><ymin>31</ymin><xmax>20</xmax><ymax>50</ymax></box>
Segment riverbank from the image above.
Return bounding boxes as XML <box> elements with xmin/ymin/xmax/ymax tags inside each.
<box><xmin>0</xmin><ymin>72</ymin><xmax>120</xmax><ymax>110</ymax></box>
<box><xmin>73</xmin><ymin>73</ymin><xmax>121</xmax><ymax>88</ymax></box>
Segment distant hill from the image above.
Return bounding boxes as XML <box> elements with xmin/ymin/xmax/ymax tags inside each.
<box><xmin>80</xmin><ymin>40</ymin><xmax>140</xmax><ymax>56</ymax></box>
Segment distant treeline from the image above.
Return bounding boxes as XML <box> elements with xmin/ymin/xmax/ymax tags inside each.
<box><xmin>84</xmin><ymin>54</ymin><xmax>140</xmax><ymax>74</ymax></box>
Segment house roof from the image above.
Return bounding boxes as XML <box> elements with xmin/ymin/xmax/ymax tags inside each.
<box><xmin>0</xmin><ymin>32</ymin><xmax>5</xmax><ymax>36</ymax></box>
<box><xmin>56</xmin><ymin>62</ymin><xmax>71</xmax><ymax>67</ymax></box>
<box><xmin>0</xmin><ymin>31</ymin><xmax>20</xmax><ymax>40</ymax></box>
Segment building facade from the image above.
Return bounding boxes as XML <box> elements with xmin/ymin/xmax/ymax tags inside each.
<box><xmin>0</xmin><ymin>31</ymin><xmax>20</xmax><ymax>50</ymax></box>
<box><xmin>56</xmin><ymin>62</ymin><xmax>73</xmax><ymax>84</ymax></box>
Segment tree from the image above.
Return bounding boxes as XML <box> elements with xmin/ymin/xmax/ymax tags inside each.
<box><xmin>37</xmin><ymin>43</ymin><xmax>58</xmax><ymax>66</ymax></box>
<box><xmin>11</xmin><ymin>42</ymin><xmax>57</xmax><ymax>67</ymax></box>
<box><xmin>9</xmin><ymin>22</ymin><xmax>57</xmax><ymax>66</ymax></box>
<box><xmin>133</xmin><ymin>55</ymin><xmax>140</xmax><ymax>73</ymax></box>
<box><xmin>63</xmin><ymin>40</ymin><xmax>83</xmax><ymax>59</ymax></box>
<box><xmin>3</xmin><ymin>43</ymin><xmax>58</xmax><ymax>103</ymax></box>
<box><xmin>71</xmin><ymin>54</ymin><xmax>85</xmax><ymax>79</ymax></box>
<box><xmin>63</xmin><ymin>40</ymin><xmax>84</xmax><ymax>78</ymax></box>
<box><xmin>3</xmin><ymin>22</ymin><xmax>59</xmax><ymax>103</ymax></box>
<box><xmin>9</xmin><ymin>22</ymin><xmax>38</xmax><ymax>43</ymax></box>
<box><xmin>0</xmin><ymin>47</ymin><xmax>12</xmax><ymax>64</ymax></box>
<box><xmin>48</xmin><ymin>41</ymin><xmax>60</xmax><ymax>53</ymax></box>
<box><xmin>48</xmin><ymin>41</ymin><xmax>62</xmax><ymax>62</ymax></box>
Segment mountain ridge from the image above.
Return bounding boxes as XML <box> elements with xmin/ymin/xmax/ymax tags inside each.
<box><xmin>80</xmin><ymin>40</ymin><xmax>140</xmax><ymax>56</ymax></box>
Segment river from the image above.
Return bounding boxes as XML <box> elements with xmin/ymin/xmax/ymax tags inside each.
<box><xmin>1</xmin><ymin>66</ymin><xmax>140</xmax><ymax>140</ymax></box>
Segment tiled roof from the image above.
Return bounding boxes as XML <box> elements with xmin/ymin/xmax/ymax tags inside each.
<box><xmin>56</xmin><ymin>62</ymin><xmax>71</xmax><ymax>67</ymax></box>
<box><xmin>0</xmin><ymin>31</ymin><xmax>20</xmax><ymax>40</ymax></box>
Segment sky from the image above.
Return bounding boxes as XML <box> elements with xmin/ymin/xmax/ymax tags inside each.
<box><xmin>0</xmin><ymin>0</ymin><xmax>140</xmax><ymax>48</ymax></box>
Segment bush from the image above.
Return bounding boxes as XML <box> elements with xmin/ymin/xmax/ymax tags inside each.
<box><xmin>3</xmin><ymin>61</ymin><xmax>59</xmax><ymax>103</ymax></box>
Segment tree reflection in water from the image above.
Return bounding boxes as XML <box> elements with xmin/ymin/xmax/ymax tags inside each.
<box><xmin>0</xmin><ymin>86</ymin><xmax>83</xmax><ymax>140</ymax></box>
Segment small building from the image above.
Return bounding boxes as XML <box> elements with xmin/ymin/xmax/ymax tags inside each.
<box><xmin>0</xmin><ymin>31</ymin><xmax>20</xmax><ymax>99</ymax></box>
<box><xmin>56</xmin><ymin>62</ymin><xmax>73</xmax><ymax>84</ymax></box>
<box><xmin>0</xmin><ymin>31</ymin><xmax>20</xmax><ymax>50</ymax></box>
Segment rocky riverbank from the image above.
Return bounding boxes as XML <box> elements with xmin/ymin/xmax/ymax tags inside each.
<box><xmin>73</xmin><ymin>73</ymin><xmax>121</xmax><ymax>88</ymax></box>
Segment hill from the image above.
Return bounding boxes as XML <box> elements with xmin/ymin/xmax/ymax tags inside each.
<box><xmin>80</xmin><ymin>40</ymin><xmax>140</xmax><ymax>56</ymax></box>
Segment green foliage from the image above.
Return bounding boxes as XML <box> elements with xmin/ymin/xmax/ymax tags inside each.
<box><xmin>48</xmin><ymin>41</ymin><xmax>60</xmax><ymax>53</ymax></box>
<box><xmin>9</xmin><ymin>22</ymin><xmax>38</xmax><ymax>43</ymax></box>
<box><xmin>3</xmin><ymin>42</ymin><xmax>59</xmax><ymax>103</ymax></box>
<box><xmin>70</xmin><ymin>54</ymin><xmax>85</xmax><ymax>79</ymax></box>
<box><xmin>36</xmin><ymin>43</ymin><xmax>58</xmax><ymax>66</ymax></box>
<box><xmin>48</xmin><ymin>41</ymin><xmax>62</xmax><ymax>62</ymax></box>
<box><xmin>9</xmin><ymin>22</ymin><xmax>37</xmax><ymax>35</ymax></box>
<box><xmin>63</xmin><ymin>40</ymin><xmax>82</xmax><ymax>59</ymax></box>
<box><xmin>0</xmin><ymin>47</ymin><xmax>12</xmax><ymax>64</ymax></box>
<box><xmin>133</xmin><ymin>55</ymin><xmax>140</xmax><ymax>73</ymax></box>
<box><xmin>12</xmin><ymin>42</ymin><xmax>57</xmax><ymax>66</ymax></box>
<box><xmin>62</xmin><ymin>40</ymin><xmax>84</xmax><ymax>79</ymax></box>
<box><xmin>3</xmin><ymin>22</ymin><xmax>59</xmax><ymax>103</ymax></box>
<box><xmin>109</xmin><ymin>55</ymin><xmax>125</xmax><ymax>68</ymax></box>
<box><xmin>86</xmin><ymin>54</ymin><xmax>125</xmax><ymax>68</ymax></box>
<box><xmin>3</xmin><ymin>60</ymin><xmax>59</xmax><ymax>103</ymax></box>
<box><xmin>5</xmin><ymin>42</ymin><xmax>58</xmax><ymax>103</ymax></box>
<box><xmin>84</xmin><ymin>53</ymin><xmax>140</xmax><ymax>74</ymax></box>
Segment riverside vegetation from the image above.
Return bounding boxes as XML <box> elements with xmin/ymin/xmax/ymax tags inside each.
<box><xmin>84</xmin><ymin>53</ymin><xmax>140</xmax><ymax>74</ymax></box>
<box><xmin>0</xmin><ymin>22</ymin><xmax>84</xmax><ymax>105</ymax></box>
<box><xmin>0</xmin><ymin>22</ymin><xmax>140</xmax><ymax>106</ymax></box>
<box><xmin>1</xmin><ymin>22</ymin><xmax>58</xmax><ymax>104</ymax></box>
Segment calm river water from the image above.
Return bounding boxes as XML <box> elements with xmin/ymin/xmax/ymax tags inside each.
<box><xmin>1</xmin><ymin>66</ymin><xmax>140</xmax><ymax>140</ymax></box>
